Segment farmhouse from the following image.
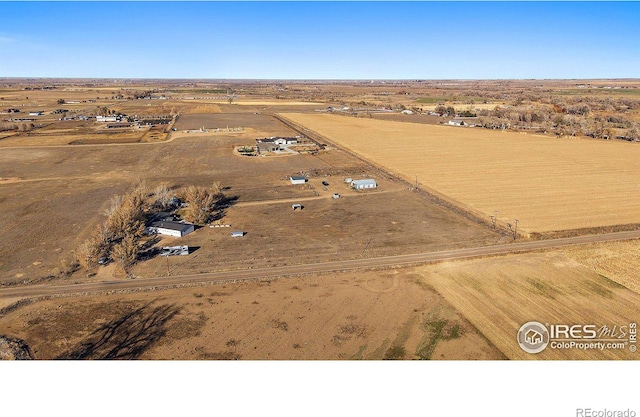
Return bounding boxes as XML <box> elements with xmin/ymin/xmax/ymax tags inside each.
<box><xmin>257</xmin><ymin>142</ymin><xmax>280</xmax><ymax>153</ymax></box>
<box><xmin>147</xmin><ymin>221</ymin><xmax>195</xmax><ymax>237</ymax></box>
<box><xmin>351</xmin><ymin>179</ymin><xmax>377</xmax><ymax>189</ymax></box>
<box><xmin>290</xmin><ymin>175</ymin><xmax>307</xmax><ymax>185</ymax></box>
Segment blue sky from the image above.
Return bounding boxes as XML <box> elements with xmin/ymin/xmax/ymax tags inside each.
<box><xmin>0</xmin><ymin>1</ymin><xmax>638</xmax><ymax>79</ymax></box>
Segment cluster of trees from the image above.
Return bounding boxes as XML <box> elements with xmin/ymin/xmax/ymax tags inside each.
<box><xmin>474</xmin><ymin>102</ymin><xmax>640</xmax><ymax>140</ymax></box>
<box><xmin>78</xmin><ymin>186</ymin><xmax>147</xmax><ymax>274</ymax></box>
<box><xmin>77</xmin><ymin>181</ymin><xmax>225</xmax><ymax>276</ymax></box>
<box><xmin>182</xmin><ymin>182</ymin><xmax>224</xmax><ymax>225</ymax></box>
<box><xmin>0</xmin><ymin>122</ymin><xmax>35</xmax><ymax>132</ymax></box>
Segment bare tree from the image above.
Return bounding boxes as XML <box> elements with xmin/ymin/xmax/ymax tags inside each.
<box><xmin>104</xmin><ymin>194</ymin><xmax>125</xmax><ymax>217</ymax></box>
<box><xmin>183</xmin><ymin>185</ymin><xmax>216</xmax><ymax>224</ymax></box>
<box><xmin>77</xmin><ymin>223</ymin><xmax>111</xmax><ymax>269</ymax></box>
<box><xmin>153</xmin><ymin>183</ymin><xmax>173</xmax><ymax>210</ymax></box>
<box><xmin>106</xmin><ymin>188</ymin><xmax>146</xmax><ymax>240</ymax></box>
<box><xmin>111</xmin><ymin>234</ymin><xmax>139</xmax><ymax>273</ymax></box>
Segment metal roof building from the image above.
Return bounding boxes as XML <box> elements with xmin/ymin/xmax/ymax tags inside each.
<box><xmin>351</xmin><ymin>179</ymin><xmax>377</xmax><ymax>189</ymax></box>
<box><xmin>147</xmin><ymin>221</ymin><xmax>195</xmax><ymax>237</ymax></box>
<box><xmin>290</xmin><ymin>175</ymin><xmax>307</xmax><ymax>185</ymax></box>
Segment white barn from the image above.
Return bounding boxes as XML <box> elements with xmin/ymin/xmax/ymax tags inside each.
<box><xmin>147</xmin><ymin>221</ymin><xmax>195</xmax><ymax>237</ymax></box>
<box><xmin>351</xmin><ymin>179</ymin><xmax>377</xmax><ymax>189</ymax></box>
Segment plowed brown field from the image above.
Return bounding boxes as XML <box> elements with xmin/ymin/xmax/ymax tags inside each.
<box><xmin>281</xmin><ymin>113</ymin><xmax>640</xmax><ymax>233</ymax></box>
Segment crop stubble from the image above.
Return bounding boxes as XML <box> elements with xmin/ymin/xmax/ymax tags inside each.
<box><xmin>281</xmin><ymin>113</ymin><xmax>640</xmax><ymax>233</ymax></box>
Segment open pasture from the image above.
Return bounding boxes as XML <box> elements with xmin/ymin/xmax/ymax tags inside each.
<box><xmin>174</xmin><ymin>112</ymin><xmax>298</xmax><ymax>136</ymax></box>
<box><xmin>0</xmin><ymin>108</ymin><xmax>498</xmax><ymax>285</ymax></box>
<box><xmin>281</xmin><ymin>113</ymin><xmax>640</xmax><ymax>234</ymax></box>
<box><xmin>0</xmin><ymin>269</ymin><xmax>503</xmax><ymax>360</ymax></box>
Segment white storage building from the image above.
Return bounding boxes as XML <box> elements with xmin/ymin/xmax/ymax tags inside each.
<box><xmin>147</xmin><ymin>221</ymin><xmax>195</xmax><ymax>237</ymax></box>
<box><xmin>351</xmin><ymin>179</ymin><xmax>377</xmax><ymax>189</ymax></box>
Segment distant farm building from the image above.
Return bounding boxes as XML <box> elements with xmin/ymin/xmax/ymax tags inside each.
<box><xmin>292</xmin><ymin>203</ymin><xmax>303</xmax><ymax>210</ymax></box>
<box><xmin>29</xmin><ymin>111</ymin><xmax>44</xmax><ymax>116</ymax></box>
<box><xmin>290</xmin><ymin>175</ymin><xmax>307</xmax><ymax>185</ymax></box>
<box><xmin>147</xmin><ymin>221</ymin><xmax>195</xmax><ymax>237</ymax></box>
<box><xmin>96</xmin><ymin>116</ymin><xmax>119</xmax><ymax>123</ymax></box>
<box><xmin>107</xmin><ymin>123</ymin><xmax>132</xmax><ymax>129</ymax></box>
<box><xmin>139</xmin><ymin>118</ymin><xmax>171</xmax><ymax>126</ymax></box>
<box><xmin>351</xmin><ymin>179</ymin><xmax>377</xmax><ymax>189</ymax></box>
<box><xmin>231</xmin><ymin>231</ymin><xmax>245</xmax><ymax>237</ymax></box>
<box><xmin>447</xmin><ymin>119</ymin><xmax>464</xmax><ymax>126</ymax></box>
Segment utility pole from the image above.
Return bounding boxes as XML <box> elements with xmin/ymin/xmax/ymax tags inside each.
<box><xmin>166</xmin><ymin>255</ymin><xmax>170</xmax><ymax>276</ymax></box>
<box><xmin>514</xmin><ymin>219</ymin><xmax>519</xmax><ymax>240</ymax></box>
<box><xmin>361</xmin><ymin>238</ymin><xmax>372</xmax><ymax>257</ymax></box>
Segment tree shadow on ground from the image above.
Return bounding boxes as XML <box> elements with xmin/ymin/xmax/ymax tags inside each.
<box><xmin>57</xmin><ymin>302</ymin><xmax>180</xmax><ymax>360</ymax></box>
<box><xmin>211</xmin><ymin>195</ymin><xmax>239</xmax><ymax>222</ymax></box>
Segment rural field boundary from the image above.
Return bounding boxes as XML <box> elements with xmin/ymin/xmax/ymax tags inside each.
<box><xmin>2</xmin><ymin>230</ymin><xmax>639</xmax><ymax>300</ymax></box>
<box><xmin>277</xmin><ymin>114</ymin><xmax>640</xmax><ymax>240</ymax></box>
<box><xmin>275</xmin><ymin>113</ymin><xmax>510</xmax><ymax>237</ymax></box>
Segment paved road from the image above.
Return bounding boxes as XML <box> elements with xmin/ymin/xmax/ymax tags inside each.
<box><xmin>1</xmin><ymin>230</ymin><xmax>638</xmax><ymax>299</ymax></box>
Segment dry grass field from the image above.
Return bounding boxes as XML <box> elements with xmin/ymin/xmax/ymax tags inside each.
<box><xmin>0</xmin><ymin>269</ymin><xmax>504</xmax><ymax>360</ymax></box>
<box><xmin>132</xmin><ymin>187</ymin><xmax>498</xmax><ymax>278</ymax></box>
<box><xmin>281</xmin><ymin>113</ymin><xmax>640</xmax><ymax>234</ymax></box>
<box><xmin>417</xmin><ymin>249</ymin><xmax>640</xmax><ymax>360</ymax></box>
<box><xmin>563</xmin><ymin>240</ymin><xmax>640</xmax><ymax>294</ymax></box>
<box><xmin>173</xmin><ymin>112</ymin><xmax>298</xmax><ymax>135</ymax></box>
<box><xmin>0</xmin><ymin>108</ymin><xmax>499</xmax><ymax>285</ymax></box>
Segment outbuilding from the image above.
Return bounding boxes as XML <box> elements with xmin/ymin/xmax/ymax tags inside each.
<box><xmin>290</xmin><ymin>175</ymin><xmax>307</xmax><ymax>185</ymax></box>
<box><xmin>160</xmin><ymin>245</ymin><xmax>190</xmax><ymax>256</ymax></box>
<box><xmin>146</xmin><ymin>221</ymin><xmax>195</xmax><ymax>237</ymax></box>
<box><xmin>231</xmin><ymin>231</ymin><xmax>245</xmax><ymax>237</ymax></box>
<box><xmin>351</xmin><ymin>179</ymin><xmax>377</xmax><ymax>189</ymax></box>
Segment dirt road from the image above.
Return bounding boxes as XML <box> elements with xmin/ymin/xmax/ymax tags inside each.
<box><xmin>1</xmin><ymin>230</ymin><xmax>638</xmax><ymax>299</ymax></box>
